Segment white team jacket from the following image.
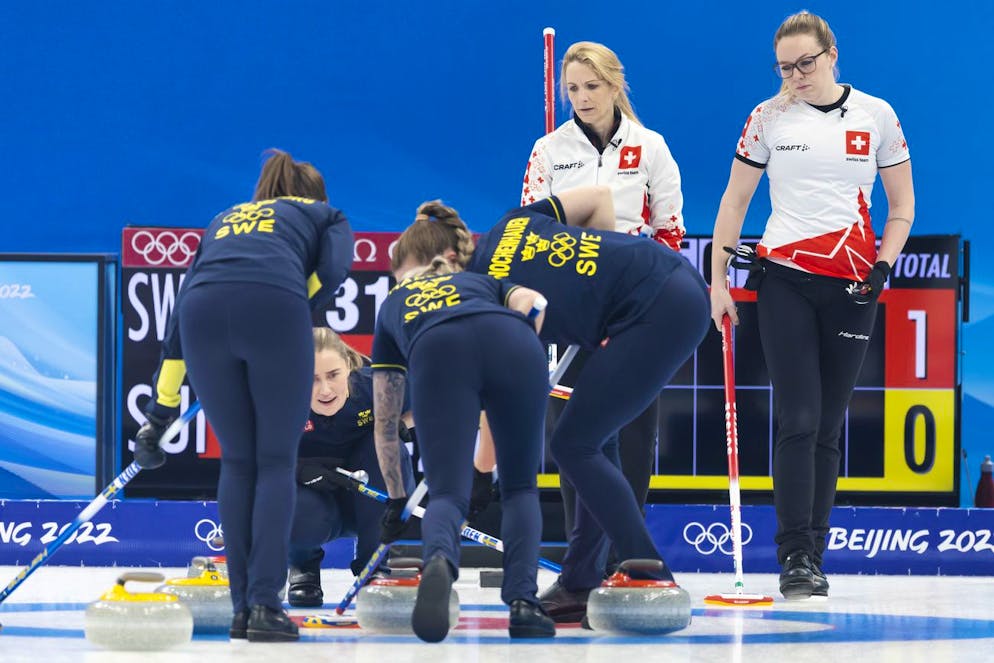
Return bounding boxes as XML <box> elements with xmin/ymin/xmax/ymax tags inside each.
<box><xmin>734</xmin><ymin>86</ymin><xmax>910</xmax><ymax>281</ymax></box>
<box><xmin>521</xmin><ymin>114</ymin><xmax>685</xmax><ymax>251</ymax></box>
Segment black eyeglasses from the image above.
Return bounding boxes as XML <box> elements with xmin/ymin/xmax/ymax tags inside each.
<box><xmin>773</xmin><ymin>48</ymin><xmax>828</xmax><ymax>79</ymax></box>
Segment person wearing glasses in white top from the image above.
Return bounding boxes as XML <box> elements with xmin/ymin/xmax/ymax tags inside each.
<box><xmin>709</xmin><ymin>10</ymin><xmax>914</xmax><ymax>601</ymax></box>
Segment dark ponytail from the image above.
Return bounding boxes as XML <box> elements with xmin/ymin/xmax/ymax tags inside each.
<box><xmin>253</xmin><ymin>149</ymin><xmax>328</xmax><ymax>202</ymax></box>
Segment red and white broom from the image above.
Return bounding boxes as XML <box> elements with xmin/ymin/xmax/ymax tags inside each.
<box><xmin>703</xmin><ymin>314</ymin><xmax>773</xmax><ymax>606</ymax></box>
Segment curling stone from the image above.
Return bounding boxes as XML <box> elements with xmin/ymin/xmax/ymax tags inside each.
<box><xmin>85</xmin><ymin>571</ymin><xmax>193</xmax><ymax>651</ymax></box>
<box><xmin>187</xmin><ymin>555</ymin><xmax>227</xmax><ymax>579</ymax></box>
<box><xmin>157</xmin><ymin>567</ymin><xmax>231</xmax><ymax>634</ymax></box>
<box><xmin>355</xmin><ymin>558</ymin><xmax>459</xmax><ymax>634</ymax></box>
<box><xmin>586</xmin><ymin>559</ymin><xmax>692</xmax><ymax>635</ymax></box>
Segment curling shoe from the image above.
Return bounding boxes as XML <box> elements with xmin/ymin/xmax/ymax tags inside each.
<box><xmin>229</xmin><ymin>609</ymin><xmax>249</xmax><ymax>639</ymax></box>
<box><xmin>412</xmin><ymin>556</ymin><xmax>456</xmax><ymax>643</ymax></box>
<box><xmin>779</xmin><ymin>552</ymin><xmax>815</xmax><ymax>600</ymax></box>
<box><xmin>246</xmin><ymin>605</ymin><xmax>299</xmax><ymax>642</ymax></box>
<box><xmin>287</xmin><ymin>567</ymin><xmax>323</xmax><ymax>608</ymax></box>
<box><xmin>508</xmin><ymin>599</ymin><xmax>555</xmax><ymax>639</ymax></box>
<box><xmin>538</xmin><ymin>577</ymin><xmax>592</xmax><ymax>623</ymax></box>
<box><xmin>811</xmin><ymin>564</ymin><xmax>830</xmax><ymax>597</ymax></box>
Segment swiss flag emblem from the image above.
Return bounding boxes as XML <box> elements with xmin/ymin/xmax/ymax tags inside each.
<box><xmin>845</xmin><ymin>131</ymin><xmax>871</xmax><ymax>156</ymax></box>
<box><xmin>303</xmin><ymin>419</ymin><xmax>314</xmax><ymax>433</ymax></box>
<box><xmin>619</xmin><ymin>145</ymin><xmax>642</xmax><ymax>169</ymax></box>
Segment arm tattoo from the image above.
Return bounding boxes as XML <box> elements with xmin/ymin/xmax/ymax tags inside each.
<box><xmin>373</xmin><ymin>370</ymin><xmax>409</xmax><ymax>498</ymax></box>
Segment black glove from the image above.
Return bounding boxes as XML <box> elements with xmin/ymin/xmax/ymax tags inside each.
<box><xmin>723</xmin><ymin>245</ymin><xmax>764</xmax><ymax>291</ymax></box>
<box><xmin>296</xmin><ymin>457</ymin><xmax>355</xmax><ymax>494</ymax></box>
<box><xmin>846</xmin><ymin>261</ymin><xmax>891</xmax><ymax>304</ymax></box>
<box><xmin>134</xmin><ymin>411</ymin><xmax>174</xmax><ymax>470</ymax></box>
<box><xmin>380</xmin><ymin>497</ymin><xmax>412</xmax><ymax>544</ymax></box>
<box><xmin>398</xmin><ymin>421</ymin><xmax>415</xmax><ymax>445</ymax></box>
<box><xmin>468</xmin><ymin>468</ymin><xmax>495</xmax><ymax>520</ymax></box>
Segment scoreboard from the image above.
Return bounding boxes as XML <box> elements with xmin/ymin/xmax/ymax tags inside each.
<box><xmin>540</xmin><ymin>235</ymin><xmax>963</xmax><ymax>506</ymax></box>
<box><xmin>121</xmin><ymin>230</ymin><xmax>963</xmax><ymax>505</ymax></box>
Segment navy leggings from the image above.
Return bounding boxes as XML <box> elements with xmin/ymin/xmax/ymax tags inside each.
<box><xmin>408</xmin><ymin>313</ymin><xmax>549</xmax><ymax>606</ymax></box>
<box><xmin>179</xmin><ymin>283</ymin><xmax>313</xmax><ymax>612</ymax></box>
<box><xmin>552</xmin><ymin>262</ymin><xmax>711</xmax><ymax>590</ymax></box>
<box><xmin>757</xmin><ymin>262</ymin><xmax>878</xmax><ymax>565</ymax></box>
<box><xmin>289</xmin><ymin>437</ymin><xmax>415</xmax><ymax>576</ymax></box>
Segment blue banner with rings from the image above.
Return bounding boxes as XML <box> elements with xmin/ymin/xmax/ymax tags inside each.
<box><xmin>0</xmin><ymin>500</ymin><xmax>355</xmax><ymax>568</ymax></box>
<box><xmin>2</xmin><ymin>500</ymin><xmax>993</xmax><ymax>575</ymax></box>
<box><xmin>648</xmin><ymin>504</ymin><xmax>994</xmax><ymax>576</ymax></box>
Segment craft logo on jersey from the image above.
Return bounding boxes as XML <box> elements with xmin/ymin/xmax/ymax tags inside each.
<box><xmin>619</xmin><ymin>145</ymin><xmax>642</xmax><ymax>169</ymax></box>
<box><xmin>846</xmin><ymin>131</ymin><xmax>871</xmax><ymax>156</ymax></box>
<box><xmin>303</xmin><ymin>419</ymin><xmax>314</xmax><ymax>433</ymax></box>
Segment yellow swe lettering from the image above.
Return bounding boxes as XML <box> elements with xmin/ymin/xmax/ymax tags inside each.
<box><xmin>575</xmin><ymin>232</ymin><xmax>601</xmax><ymax>276</ymax></box>
<box><xmin>576</xmin><ymin>260</ymin><xmax>597</xmax><ymax>276</ymax></box>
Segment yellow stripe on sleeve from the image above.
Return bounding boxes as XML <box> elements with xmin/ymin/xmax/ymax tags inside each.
<box><xmin>156</xmin><ymin>359</ymin><xmax>187</xmax><ymax>408</ymax></box>
<box><xmin>546</xmin><ymin>197</ymin><xmax>563</xmax><ymax>223</ymax></box>
<box><xmin>503</xmin><ymin>285</ymin><xmax>521</xmax><ymax>307</ymax></box>
<box><xmin>307</xmin><ymin>272</ymin><xmax>322</xmax><ymax>298</ymax></box>
<box><xmin>370</xmin><ymin>363</ymin><xmax>408</xmax><ymax>373</ymax></box>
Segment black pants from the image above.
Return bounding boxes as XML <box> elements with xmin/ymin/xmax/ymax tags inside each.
<box><xmin>757</xmin><ymin>262</ymin><xmax>879</xmax><ymax>566</ymax></box>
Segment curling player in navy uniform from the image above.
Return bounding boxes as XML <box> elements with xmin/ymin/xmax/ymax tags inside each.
<box><xmin>286</xmin><ymin>327</ymin><xmax>416</xmax><ymax>608</ymax></box>
<box><xmin>393</xmin><ymin>185</ymin><xmax>710</xmax><ymax>626</ymax></box>
<box><xmin>372</xmin><ymin>207</ymin><xmax>554</xmax><ymax>642</ymax></box>
<box><xmin>134</xmin><ymin>149</ymin><xmax>354</xmax><ymax>642</ymax></box>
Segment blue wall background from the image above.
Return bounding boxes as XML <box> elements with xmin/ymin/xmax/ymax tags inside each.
<box><xmin>4</xmin><ymin>0</ymin><xmax>992</xmax><ymax>504</ymax></box>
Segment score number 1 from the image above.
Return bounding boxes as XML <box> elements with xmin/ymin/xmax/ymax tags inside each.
<box><xmin>908</xmin><ymin>309</ymin><xmax>926</xmax><ymax>379</ymax></box>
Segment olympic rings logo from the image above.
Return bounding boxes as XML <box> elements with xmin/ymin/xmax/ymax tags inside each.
<box><xmin>682</xmin><ymin>521</ymin><xmax>753</xmax><ymax>556</ymax></box>
<box><xmin>223</xmin><ymin>203</ymin><xmax>275</xmax><ymax>224</ymax></box>
<box><xmin>404</xmin><ymin>283</ymin><xmax>456</xmax><ymax>308</ymax></box>
<box><xmin>130</xmin><ymin>230</ymin><xmax>201</xmax><ymax>266</ymax></box>
<box><xmin>195</xmin><ymin>518</ymin><xmax>225</xmax><ymax>552</ymax></box>
<box><xmin>221</xmin><ymin>205</ymin><xmax>276</xmax><ymax>223</ymax></box>
<box><xmin>547</xmin><ymin>232</ymin><xmax>577</xmax><ymax>267</ymax></box>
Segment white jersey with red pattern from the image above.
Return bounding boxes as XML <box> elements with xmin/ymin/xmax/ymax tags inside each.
<box><xmin>521</xmin><ymin>114</ymin><xmax>685</xmax><ymax>251</ymax></box>
<box><xmin>735</xmin><ymin>85</ymin><xmax>910</xmax><ymax>280</ymax></box>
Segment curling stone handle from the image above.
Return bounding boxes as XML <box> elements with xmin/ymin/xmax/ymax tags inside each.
<box><xmin>117</xmin><ymin>571</ymin><xmax>166</xmax><ymax>586</ymax></box>
<box><xmin>616</xmin><ymin>559</ymin><xmax>664</xmax><ymax>575</ymax></box>
<box><xmin>385</xmin><ymin>557</ymin><xmax>424</xmax><ymax>572</ymax></box>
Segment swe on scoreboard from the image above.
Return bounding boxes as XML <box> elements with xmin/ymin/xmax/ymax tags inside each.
<box><xmin>122</xmin><ymin>230</ymin><xmax>963</xmax><ymax>506</ymax></box>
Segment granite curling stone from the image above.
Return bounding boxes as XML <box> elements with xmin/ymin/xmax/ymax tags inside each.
<box><xmin>355</xmin><ymin>558</ymin><xmax>459</xmax><ymax>634</ymax></box>
<box><xmin>585</xmin><ymin>559</ymin><xmax>692</xmax><ymax>635</ymax></box>
<box><xmin>85</xmin><ymin>571</ymin><xmax>193</xmax><ymax>650</ymax></box>
<box><xmin>157</xmin><ymin>567</ymin><xmax>231</xmax><ymax>634</ymax></box>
